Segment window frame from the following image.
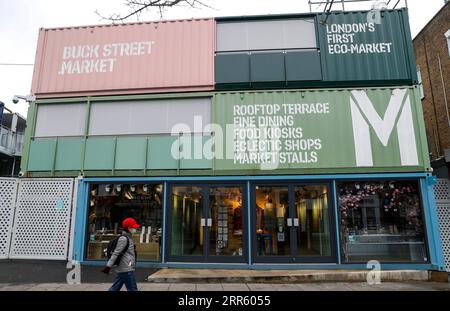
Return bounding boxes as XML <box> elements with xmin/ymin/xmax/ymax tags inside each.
<box><xmin>84</xmin><ymin>182</ymin><xmax>164</xmax><ymax>262</ymax></box>
<box><xmin>336</xmin><ymin>178</ymin><xmax>430</xmax><ymax>264</ymax></box>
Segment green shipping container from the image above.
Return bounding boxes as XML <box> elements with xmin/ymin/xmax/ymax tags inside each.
<box><xmin>215</xmin><ymin>9</ymin><xmax>417</xmax><ymax>89</ymax></box>
<box><xmin>24</xmin><ymin>86</ymin><xmax>429</xmax><ymax>176</ymax></box>
<box><xmin>317</xmin><ymin>9</ymin><xmax>417</xmax><ymax>86</ymax></box>
<box><xmin>213</xmin><ymin>86</ymin><xmax>429</xmax><ymax>173</ymax></box>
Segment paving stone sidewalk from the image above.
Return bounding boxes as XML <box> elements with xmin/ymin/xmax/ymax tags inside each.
<box><xmin>0</xmin><ymin>282</ymin><xmax>449</xmax><ymax>291</ymax></box>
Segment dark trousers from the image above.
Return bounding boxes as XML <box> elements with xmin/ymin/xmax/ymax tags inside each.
<box><xmin>109</xmin><ymin>271</ymin><xmax>138</xmax><ymax>291</ymax></box>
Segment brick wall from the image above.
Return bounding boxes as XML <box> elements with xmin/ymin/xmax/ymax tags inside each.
<box><xmin>413</xmin><ymin>3</ymin><xmax>450</xmax><ymax>162</ymax></box>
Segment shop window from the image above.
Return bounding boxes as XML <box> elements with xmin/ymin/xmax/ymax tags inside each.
<box><xmin>170</xmin><ymin>185</ymin><xmax>245</xmax><ymax>258</ymax></box>
<box><xmin>254</xmin><ymin>185</ymin><xmax>332</xmax><ymax>258</ymax></box>
<box><xmin>209</xmin><ymin>187</ymin><xmax>244</xmax><ymax>257</ymax></box>
<box><xmin>294</xmin><ymin>185</ymin><xmax>331</xmax><ymax>257</ymax></box>
<box><xmin>255</xmin><ymin>186</ymin><xmax>290</xmax><ymax>256</ymax></box>
<box><xmin>171</xmin><ymin>186</ymin><xmax>204</xmax><ymax>256</ymax></box>
<box><xmin>216</xmin><ymin>19</ymin><xmax>317</xmax><ymax>52</ymax></box>
<box><xmin>86</xmin><ymin>183</ymin><xmax>163</xmax><ymax>261</ymax></box>
<box><xmin>338</xmin><ymin>180</ymin><xmax>427</xmax><ymax>263</ymax></box>
<box><xmin>34</xmin><ymin>103</ymin><xmax>86</xmax><ymax>137</ymax></box>
<box><xmin>88</xmin><ymin>98</ymin><xmax>211</xmax><ymax>136</ymax></box>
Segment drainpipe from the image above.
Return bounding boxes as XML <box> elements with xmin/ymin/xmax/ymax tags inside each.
<box><xmin>423</xmin><ymin>35</ymin><xmax>443</xmax><ymax>157</ymax></box>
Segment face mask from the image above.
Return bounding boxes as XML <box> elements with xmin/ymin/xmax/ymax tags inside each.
<box><xmin>130</xmin><ymin>228</ymin><xmax>137</xmax><ymax>234</ymax></box>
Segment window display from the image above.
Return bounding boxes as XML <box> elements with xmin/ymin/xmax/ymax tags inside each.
<box><xmin>86</xmin><ymin>183</ymin><xmax>163</xmax><ymax>261</ymax></box>
<box><xmin>294</xmin><ymin>185</ymin><xmax>331</xmax><ymax>257</ymax></box>
<box><xmin>338</xmin><ymin>180</ymin><xmax>427</xmax><ymax>263</ymax></box>
<box><xmin>255</xmin><ymin>186</ymin><xmax>291</xmax><ymax>256</ymax></box>
<box><xmin>171</xmin><ymin>186</ymin><xmax>204</xmax><ymax>256</ymax></box>
<box><xmin>254</xmin><ymin>184</ymin><xmax>332</xmax><ymax>258</ymax></box>
<box><xmin>209</xmin><ymin>187</ymin><xmax>243</xmax><ymax>257</ymax></box>
<box><xmin>170</xmin><ymin>185</ymin><xmax>244</xmax><ymax>258</ymax></box>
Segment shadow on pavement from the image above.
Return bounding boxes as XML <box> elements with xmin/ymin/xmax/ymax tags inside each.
<box><xmin>0</xmin><ymin>260</ymin><xmax>158</xmax><ymax>284</ymax></box>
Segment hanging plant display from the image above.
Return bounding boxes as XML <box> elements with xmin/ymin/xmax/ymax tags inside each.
<box><xmin>339</xmin><ymin>182</ymin><xmax>414</xmax><ymax>216</ymax></box>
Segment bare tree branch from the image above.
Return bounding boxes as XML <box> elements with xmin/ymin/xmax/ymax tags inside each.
<box><xmin>97</xmin><ymin>0</ymin><xmax>215</xmax><ymax>23</ymax></box>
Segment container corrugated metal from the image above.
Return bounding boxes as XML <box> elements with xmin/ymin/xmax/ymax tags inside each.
<box><xmin>31</xmin><ymin>18</ymin><xmax>215</xmax><ymax>98</ymax></box>
<box><xmin>317</xmin><ymin>9</ymin><xmax>417</xmax><ymax>85</ymax></box>
<box><xmin>213</xmin><ymin>86</ymin><xmax>429</xmax><ymax>172</ymax></box>
<box><xmin>214</xmin><ymin>9</ymin><xmax>417</xmax><ymax>89</ymax></box>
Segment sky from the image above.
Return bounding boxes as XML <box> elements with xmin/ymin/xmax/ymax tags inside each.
<box><xmin>0</xmin><ymin>0</ymin><xmax>447</xmax><ymax>118</ymax></box>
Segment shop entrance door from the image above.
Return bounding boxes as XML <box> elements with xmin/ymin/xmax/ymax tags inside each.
<box><xmin>252</xmin><ymin>183</ymin><xmax>336</xmax><ymax>263</ymax></box>
<box><xmin>166</xmin><ymin>183</ymin><xmax>247</xmax><ymax>263</ymax></box>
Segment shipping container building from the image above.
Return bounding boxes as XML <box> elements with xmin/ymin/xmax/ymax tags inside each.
<box><xmin>16</xmin><ymin>9</ymin><xmax>445</xmax><ymax>271</ymax></box>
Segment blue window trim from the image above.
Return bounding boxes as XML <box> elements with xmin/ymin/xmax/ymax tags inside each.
<box><xmin>161</xmin><ymin>181</ymin><xmax>168</xmax><ymax>263</ymax></box>
<box><xmin>79</xmin><ymin>172</ymin><xmax>429</xmax><ymax>183</ymax></box>
<box><xmin>246</xmin><ymin>181</ymin><xmax>252</xmax><ymax>265</ymax></box>
<box><xmin>72</xmin><ymin>180</ymin><xmax>89</xmax><ymax>262</ymax></box>
<box><xmin>71</xmin><ymin>172</ymin><xmax>444</xmax><ymax>270</ymax></box>
<box><xmin>76</xmin><ymin>260</ymin><xmax>435</xmax><ymax>271</ymax></box>
<box><xmin>332</xmin><ymin>180</ymin><xmax>342</xmax><ymax>265</ymax></box>
<box><xmin>420</xmin><ymin>176</ymin><xmax>446</xmax><ymax>271</ymax></box>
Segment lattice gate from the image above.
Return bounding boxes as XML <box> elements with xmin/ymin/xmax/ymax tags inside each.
<box><xmin>434</xmin><ymin>178</ymin><xmax>450</xmax><ymax>272</ymax></box>
<box><xmin>9</xmin><ymin>179</ymin><xmax>75</xmax><ymax>260</ymax></box>
<box><xmin>0</xmin><ymin>178</ymin><xmax>18</xmax><ymax>259</ymax></box>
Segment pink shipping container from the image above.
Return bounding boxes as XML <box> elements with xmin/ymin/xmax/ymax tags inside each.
<box><xmin>31</xmin><ymin>18</ymin><xmax>215</xmax><ymax>98</ymax></box>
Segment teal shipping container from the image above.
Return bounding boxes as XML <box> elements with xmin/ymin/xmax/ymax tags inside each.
<box><xmin>215</xmin><ymin>9</ymin><xmax>417</xmax><ymax>90</ymax></box>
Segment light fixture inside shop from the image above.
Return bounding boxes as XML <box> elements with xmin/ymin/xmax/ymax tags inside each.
<box><xmin>130</xmin><ymin>184</ymin><xmax>136</xmax><ymax>192</ymax></box>
<box><xmin>154</xmin><ymin>193</ymin><xmax>161</xmax><ymax>204</ymax></box>
<box><xmin>105</xmin><ymin>184</ymin><xmax>112</xmax><ymax>193</ymax></box>
<box><xmin>155</xmin><ymin>185</ymin><xmax>162</xmax><ymax>193</ymax></box>
<box><xmin>116</xmin><ymin>184</ymin><xmax>122</xmax><ymax>193</ymax></box>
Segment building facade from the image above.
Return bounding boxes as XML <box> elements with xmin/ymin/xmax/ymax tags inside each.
<box><xmin>19</xmin><ymin>9</ymin><xmax>446</xmax><ymax>270</ymax></box>
<box><xmin>0</xmin><ymin>106</ymin><xmax>25</xmax><ymax>177</ymax></box>
<box><xmin>413</xmin><ymin>2</ymin><xmax>450</xmax><ymax>178</ymax></box>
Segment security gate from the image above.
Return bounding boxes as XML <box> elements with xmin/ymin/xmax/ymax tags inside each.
<box><xmin>0</xmin><ymin>178</ymin><xmax>18</xmax><ymax>259</ymax></box>
<box><xmin>434</xmin><ymin>178</ymin><xmax>450</xmax><ymax>272</ymax></box>
<box><xmin>8</xmin><ymin>178</ymin><xmax>75</xmax><ymax>260</ymax></box>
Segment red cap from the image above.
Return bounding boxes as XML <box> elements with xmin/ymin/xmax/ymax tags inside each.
<box><xmin>122</xmin><ymin>218</ymin><xmax>140</xmax><ymax>229</ymax></box>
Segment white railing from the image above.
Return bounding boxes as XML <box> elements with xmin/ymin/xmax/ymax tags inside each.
<box><xmin>0</xmin><ymin>125</ymin><xmax>24</xmax><ymax>156</ymax></box>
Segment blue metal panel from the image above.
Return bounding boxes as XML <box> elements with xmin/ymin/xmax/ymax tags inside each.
<box><xmin>72</xmin><ymin>180</ymin><xmax>89</xmax><ymax>262</ymax></box>
<box><xmin>75</xmin><ymin>172</ymin><xmax>442</xmax><ymax>271</ymax></box>
<box><xmin>247</xmin><ymin>181</ymin><xmax>252</xmax><ymax>265</ymax></box>
<box><xmin>332</xmin><ymin>180</ymin><xmax>342</xmax><ymax>265</ymax></box>
<box><xmin>82</xmin><ymin>172</ymin><xmax>429</xmax><ymax>183</ymax></box>
<box><xmin>420</xmin><ymin>177</ymin><xmax>446</xmax><ymax>271</ymax></box>
<box><xmin>161</xmin><ymin>181</ymin><xmax>168</xmax><ymax>263</ymax></box>
<box><xmin>78</xmin><ymin>260</ymin><xmax>434</xmax><ymax>271</ymax></box>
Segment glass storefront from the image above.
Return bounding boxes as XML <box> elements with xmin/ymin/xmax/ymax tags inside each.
<box><xmin>209</xmin><ymin>187</ymin><xmax>244</xmax><ymax>257</ymax></box>
<box><xmin>86</xmin><ymin>183</ymin><xmax>163</xmax><ymax>261</ymax></box>
<box><xmin>169</xmin><ymin>185</ymin><xmax>245</xmax><ymax>261</ymax></box>
<box><xmin>294</xmin><ymin>185</ymin><xmax>331</xmax><ymax>257</ymax></box>
<box><xmin>338</xmin><ymin>180</ymin><xmax>427</xmax><ymax>263</ymax></box>
<box><xmin>254</xmin><ymin>184</ymin><xmax>333</xmax><ymax>261</ymax></box>
<box><xmin>255</xmin><ymin>186</ymin><xmax>291</xmax><ymax>256</ymax></box>
<box><xmin>170</xmin><ymin>186</ymin><xmax>204</xmax><ymax>257</ymax></box>
<box><xmin>82</xmin><ymin>178</ymin><xmax>431</xmax><ymax>265</ymax></box>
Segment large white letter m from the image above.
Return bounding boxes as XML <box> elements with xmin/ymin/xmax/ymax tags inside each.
<box><xmin>350</xmin><ymin>89</ymin><xmax>419</xmax><ymax>167</ymax></box>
